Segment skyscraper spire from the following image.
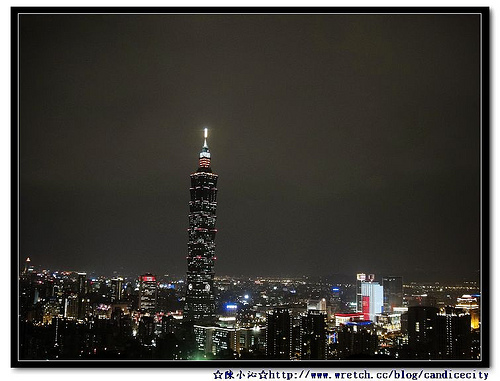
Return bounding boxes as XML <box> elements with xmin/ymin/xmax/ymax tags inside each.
<box><xmin>198</xmin><ymin>127</ymin><xmax>211</xmax><ymax>170</ymax></box>
<box><xmin>203</xmin><ymin>127</ymin><xmax>208</xmax><ymax>149</ymax></box>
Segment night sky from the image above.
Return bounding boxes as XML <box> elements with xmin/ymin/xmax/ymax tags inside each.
<box><xmin>19</xmin><ymin>13</ymin><xmax>481</xmax><ymax>282</ymax></box>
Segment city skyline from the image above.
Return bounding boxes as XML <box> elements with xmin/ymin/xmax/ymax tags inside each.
<box><xmin>20</xmin><ymin>13</ymin><xmax>482</xmax><ymax>283</ymax></box>
<box><xmin>17</xmin><ymin>260</ymin><xmax>482</xmax><ymax>361</ymax></box>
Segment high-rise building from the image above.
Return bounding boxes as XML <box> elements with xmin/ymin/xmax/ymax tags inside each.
<box><xmin>382</xmin><ymin>276</ymin><xmax>403</xmax><ymax>313</ymax></box>
<box><xmin>193</xmin><ymin>325</ymin><xmax>267</xmax><ymax>357</ymax></box>
<box><xmin>407</xmin><ymin>305</ymin><xmax>472</xmax><ymax>360</ymax></box>
<box><xmin>355</xmin><ymin>273</ymin><xmax>366</xmax><ymax>312</ymax></box>
<box><xmin>356</xmin><ymin>273</ymin><xmax>375</xmax><ymax>313</ymax></box>
<box><xmin>77</xmin><ymin>272</ymin><xmax>87</xmax><ymax>294</ymax></box>
<box><xmin>436</xmin><ymin>307</ymin><xmax>472</xmax><ymax>359</ymax></box>
<box><xmin>64</xmin><ymin>294</ymin><xmax>78</xmax><ymax>319</ymax></box>
<box><xmin>235</xmin><ymin>326</ymin><xmax>266</xmax><ymax>355</ymax></box>
<box><xmin>330</xmin><ymin>286</ymin><xmax>342</xmax><ymax>313</ymax></box>
<box><xmin>138</xmin><ymin>315</ymin><xmax>156</xmax><ymax>345</ymax></box>
<box><xmin>184</xmin><ymin>128</ymin><xmax>218</xmax><ymax>325</ymax></box>
<box><xmin>335</xmin><ymin>321</ymin><xmax>378</xmax><ymax>359</ymax></box>
<box><xmin>77</xmin><ymin>272</ymin><xmax>88</xmax><ymax>320</ymax></box>
<box><xmin>139</xmin><ymin>274</ymin><xmax>157</xmax><ymax>312</ymax></box>
<box><xmin>407</xmin><ymin>306</ymin><xmax>438</xmax><ymax>359</ymax></box>
<box><xmin>456</xmin><ymin>294</ymin><xmax>480</xmax><ymax>330</ymax></box>
<box><xmin>111</xmin><ymin>277</ymin><xmax>124</xmax><ymax>303</ymax></box>
<box><xmin>194</xmin><ymin>325</ymin><xmax>236</xmax><ymax>357</ymax></box>
<box><xmin>300</xmin><ymin>310</ymin><xmax>327</xmax><ymax>359</ymax></box>
<box><xmin>19</xmin><ymin>258</ymin><xmax>35</xmax><ymax>316</ymax></box>
<box><xmin>266</xmin><ymin>308</ymin><xmax>292</xmax><ymax>359</ymax></box>
<box><xmin>361</xmin><ymin>281</ymin><xmax>384</xmax><ymax>321</ymax></box>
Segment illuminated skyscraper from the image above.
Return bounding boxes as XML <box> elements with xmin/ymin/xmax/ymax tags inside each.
<box><xmin>361</xmin><ymin>281</ymin><xmax>384</xmax><ymax>321</ymax></box>
<box><xmin>139</xmin><ymin>274</ymin><xmax>157</xmax><ymax>312</ymax></box>
<box><xmin>356</xmin><ymin>273</ymin><xmax>375</xmax><ymax>312</ymax></box>
<box><xmin>77</xmin><ymin>272</ymin><xmax>88</xmax><ymax>320</ymax></box>
<box><xmin>64</xmin><ymin>294</ymin><xmax>78</xmax><ymax>318</ymax></box>
<box><xmin>111</xmin><ymin>277</ymin><xmax>124</xmax><ymax>303</ymax></box>
<box><xmin>184</xmin><ymin>128</ymin><xmax>218</xmax><ymax>325</ymax></box>
<box><xmin>456</xmin><ymin>294</ymin><xmax>480</xmax><ymax>329</ymax></box>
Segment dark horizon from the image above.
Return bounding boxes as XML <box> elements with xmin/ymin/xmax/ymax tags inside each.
<box><xmin>20</xmin><ymin>13</ymin><xmax>482</xmax><ymax>284</ymax></box>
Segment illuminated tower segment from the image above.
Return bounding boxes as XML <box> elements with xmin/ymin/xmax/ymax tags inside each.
<box><xmin>184</xmin><ymin>128</ymin><xmax>218</xmax><ymax>324</ymax></box>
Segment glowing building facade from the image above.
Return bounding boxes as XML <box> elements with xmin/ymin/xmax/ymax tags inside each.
<box><xmin>111</xmin><ymin>276</ymin><xmax>124</xmax><ymax>303</ymax></box>
<box><xmin>356</xmin><ymin>273</ymin><xmax>375</xmax><ymax>312</ymax></box>
<box><xmin>456</xmin><ymin>294</ymin><xmax>480</xmax><ymax>329</ymax></box>
<box><xmin>77</xmin><ymin>272</ymin><xmax>88</xmax><ymax>319</ymax></box>
<box><xmin>139</xmin><ymin>274</ymin><xmax>157</xmax><ymax>312</ymax></box>
<box><xmin>361</xmin><ymin>281</ymin><xmax>384</xmax><ymax>321</ymax></box>
<box><xmin>184</xmin><ymin>129</ymin><xmax>218</xmax><ymax>325</ymax></box>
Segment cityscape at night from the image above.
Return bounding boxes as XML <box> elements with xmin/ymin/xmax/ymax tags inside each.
<box><xmin>18</xmin><ymin>129</ymin><xmax>482</xmax><ymax>361</ymax></box>
<box><xmin>19</xmin><ymin>261</ymin><xmax>481</xmax><ymax>360</ymax></box>
<box><xmin>15</xmin><ymin>10</ymin><xmax>485</xmax><ymax>364</ymax></box>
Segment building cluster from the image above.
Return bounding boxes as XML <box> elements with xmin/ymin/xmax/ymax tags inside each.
<box><xmin>18</xmin><ymin>130</ymin><xmax>481</xmax><ymax>361</ymax></box>
<box><xmin>19</xmin><ymin>259</ymin><xmax>186</xmax><ymax>359</ymax></box>
<box><xmin>19</xmin><ymin>260</ymin><xmax>481</xmax><ymax>360</ymax></box>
